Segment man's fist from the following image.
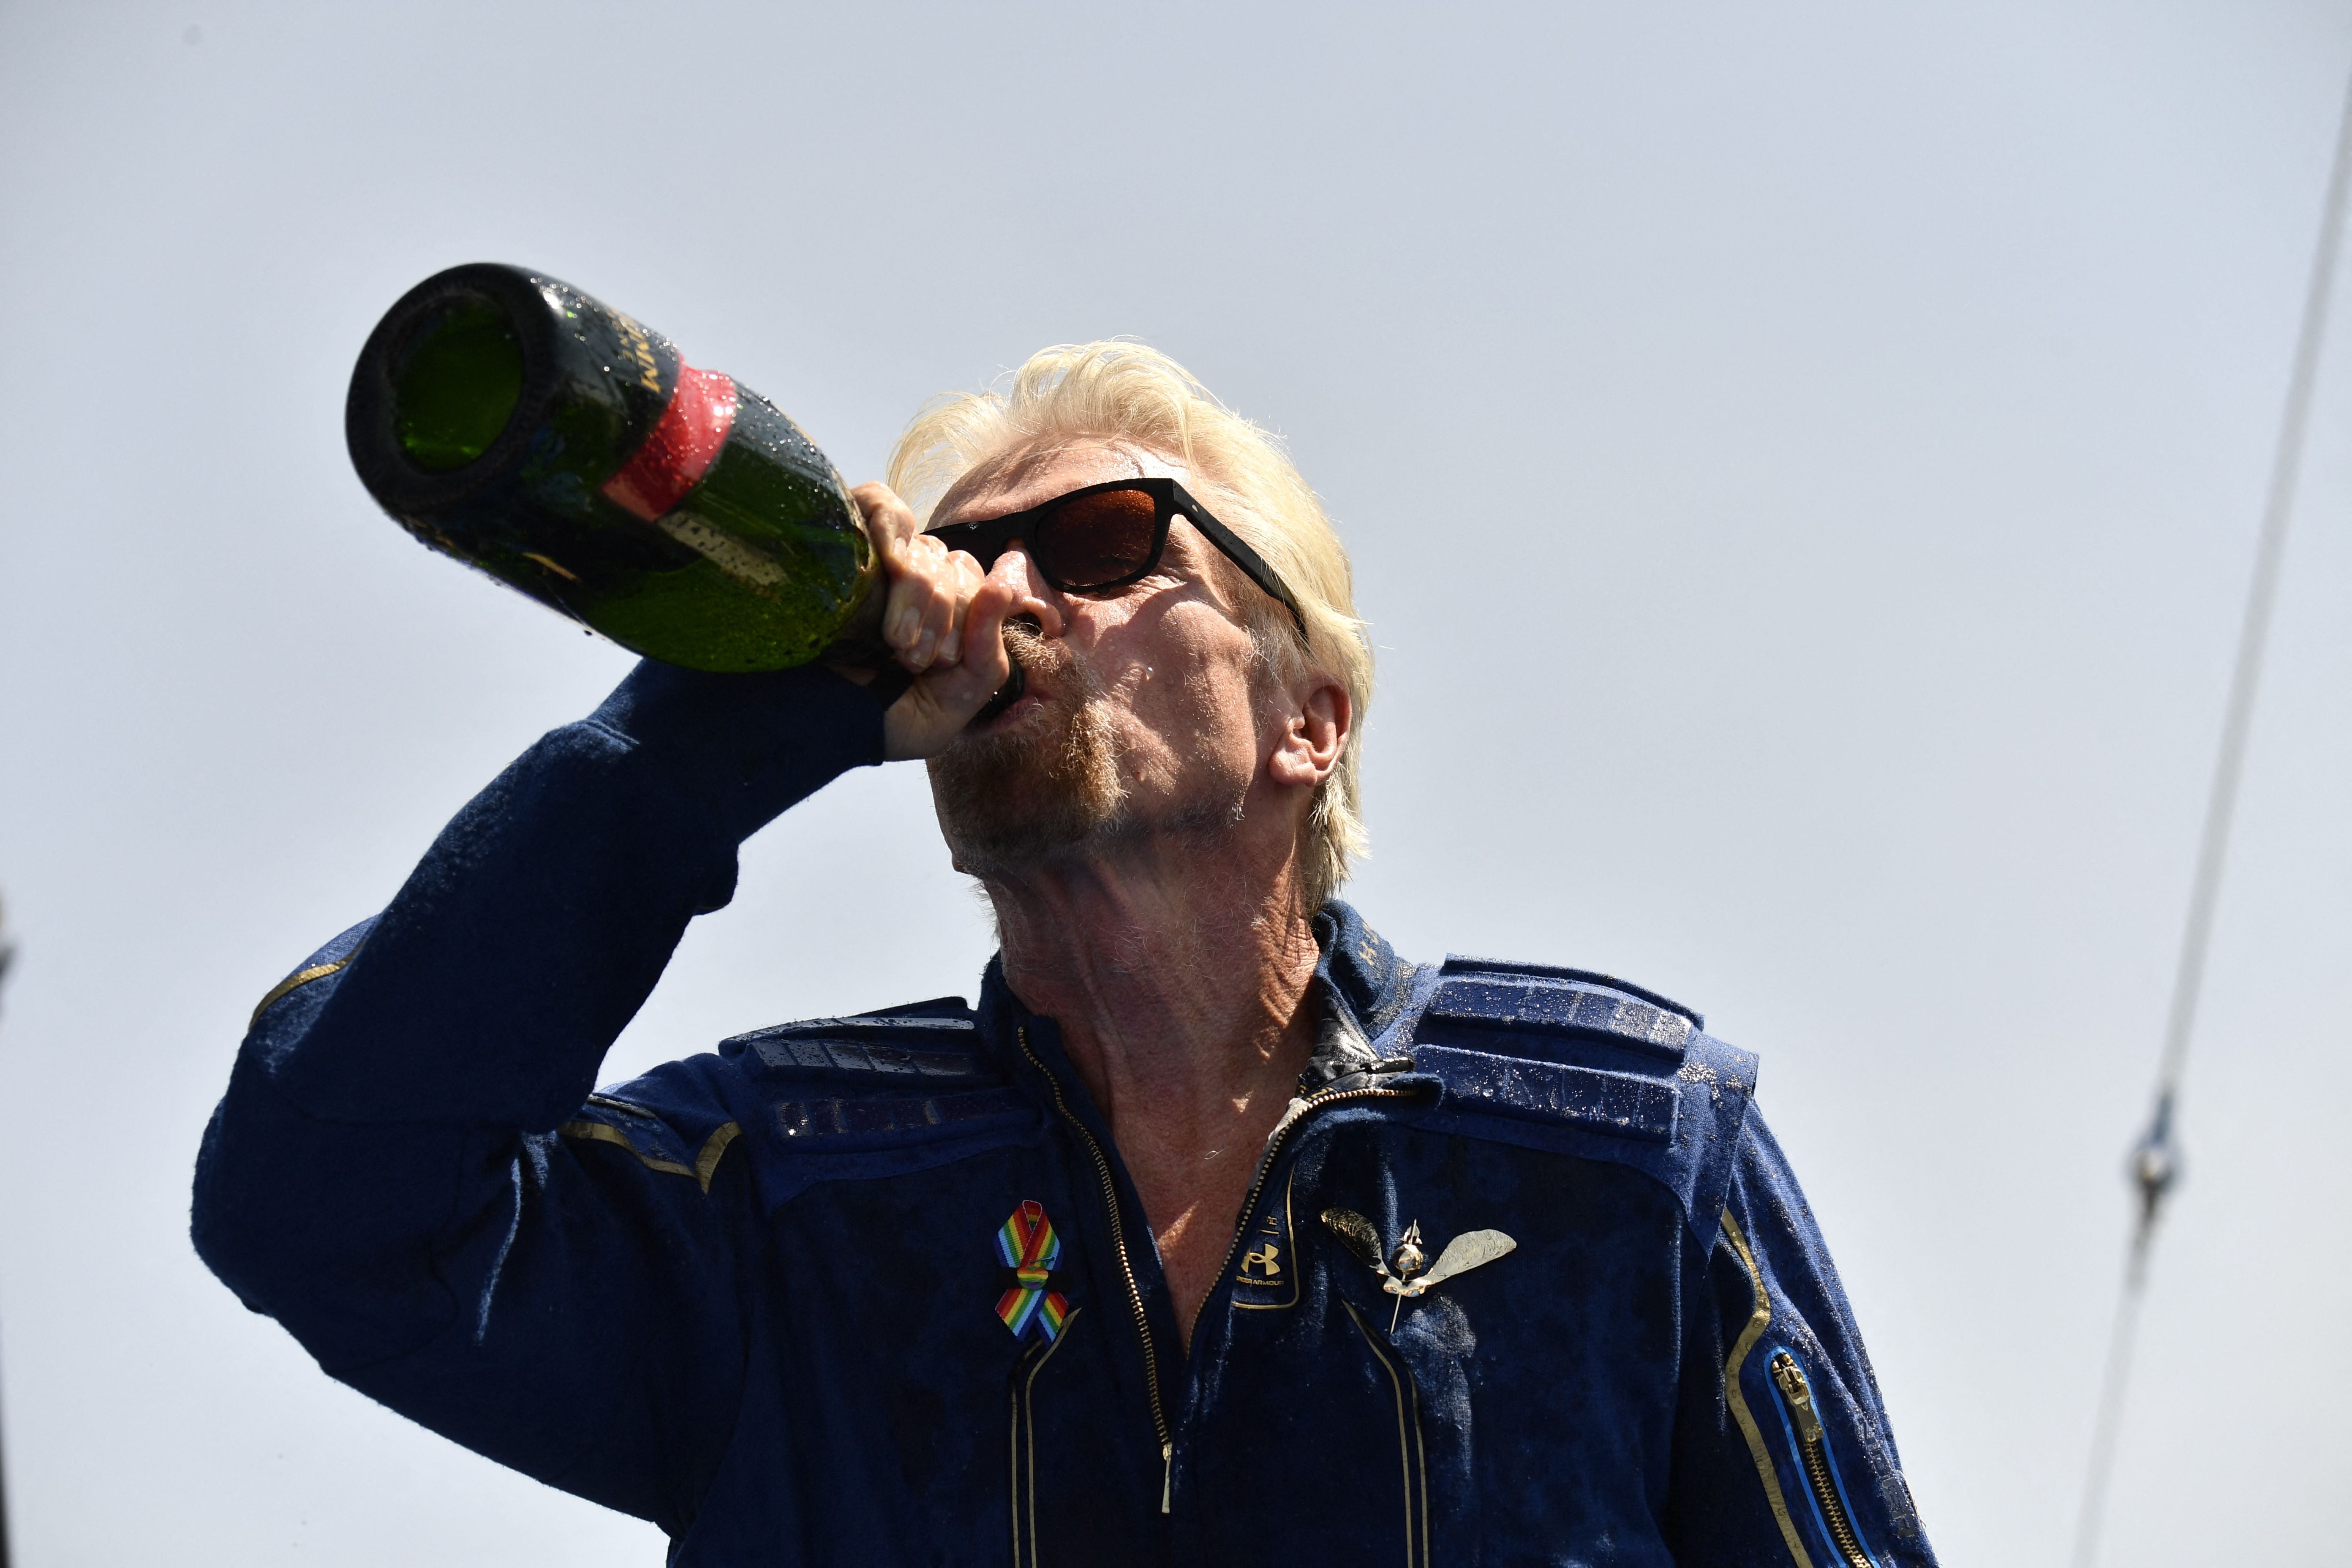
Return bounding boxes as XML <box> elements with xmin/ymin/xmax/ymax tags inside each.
<box><xmin>844</xmin><ymin>482</ymin><xmax>1045</xmax><ymax>761</ymax></box>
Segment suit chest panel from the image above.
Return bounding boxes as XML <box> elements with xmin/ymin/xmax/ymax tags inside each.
<box><xmin>1176</xmin><ymin>1127</ymin><xmax>1689</xmax><ymax>1565</ymax></box>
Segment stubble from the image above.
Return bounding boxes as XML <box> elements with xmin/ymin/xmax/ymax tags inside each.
<box><xmin>926</xmin><ymin>621</ymin><xmax>1131</xmax><ymax>878</ymax></box>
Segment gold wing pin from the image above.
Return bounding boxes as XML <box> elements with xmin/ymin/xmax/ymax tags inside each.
<box><xmin>1320</xmin><ymin>1208</ymin><xmax>1518</xmax><ymax>1329</ymax></box>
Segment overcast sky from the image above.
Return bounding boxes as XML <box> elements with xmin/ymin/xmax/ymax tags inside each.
<box><xmin>3</xmin><ymin>1</ymin><xmax>2349</xmax><ymax>1563</ymax></box>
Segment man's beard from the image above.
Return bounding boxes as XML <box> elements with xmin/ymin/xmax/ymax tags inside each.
<box><xmin>927</xmin><ymin>621</ymin><xmax>1132</xmax><ymax>879</ymax></box>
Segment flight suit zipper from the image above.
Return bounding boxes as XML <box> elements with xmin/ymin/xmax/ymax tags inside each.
<box><xmin>1018</xmin><ymin>1028</ymin><xmax>1419</xmax><ymax>1516</ymax></box>
<box><xmin>1199</xmin><ymin>1080</ymin><xmax>1420</xmax><ymax>1327</ymax></box>
<box><xmin>1767</xmin><ymin>1350</ymin><xmax>1875</xmax><ymax>1568</ymax></box>
<box><xmin>1018</xmin><ymin>1027</ymin><xmax>1176</xmax><ymax>1511</ymax></box>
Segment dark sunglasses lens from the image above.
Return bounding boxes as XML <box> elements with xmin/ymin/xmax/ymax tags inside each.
<box><xmin>1036</xmin><ymin>489</ymin><xmax>1159</xmax><ymax>588</ymax></box>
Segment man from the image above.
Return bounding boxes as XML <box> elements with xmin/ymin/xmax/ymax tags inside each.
<box><xmin>195</xmin><ymin>342</ymin><xmax>1938</xmax><ymax>1565</ymax></box>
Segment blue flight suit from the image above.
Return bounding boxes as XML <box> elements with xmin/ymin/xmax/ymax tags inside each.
<box><xmin>192</xmin><ymin>660</ymin><xmax>1939</xmax><ymax>1567</ymax></box>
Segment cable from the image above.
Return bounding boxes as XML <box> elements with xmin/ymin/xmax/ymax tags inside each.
<box><xmin>2069</xmin><ymin>56</ymin><xmax>2352</xmax><ymax>1568</ymax></box>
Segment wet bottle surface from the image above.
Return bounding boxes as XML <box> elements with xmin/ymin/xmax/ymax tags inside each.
<box><xmin>347</xmin><ymin>262</ymin><xmax>877</xmax><ymax>672</ymax></box>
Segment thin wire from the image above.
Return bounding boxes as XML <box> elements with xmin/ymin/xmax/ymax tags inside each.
<box><xmin>2157</xmin><ymin>81</ymin><xmax>2352</xmax><ymax>1122</ymax></box>
<box><xmin>2074</xmin><ymin>1257</ymin><xmax>2146</xmax><ymax>1568</ymax></box>
<box><xmin>2070</xmin><ymin>59</ymin><xmax>2352</xmax><ymax>1568</ymax></box>
<box><xmin>2071</xmin><ymin>1169</ymin><xmax>2163</xmax><ymax>1568</ymax></box>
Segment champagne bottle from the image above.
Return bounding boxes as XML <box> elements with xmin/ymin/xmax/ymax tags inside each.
<box><xmin>346</xmin><ymin>262</ymin><xmax>878</xmax><ymax>672</ymax></box>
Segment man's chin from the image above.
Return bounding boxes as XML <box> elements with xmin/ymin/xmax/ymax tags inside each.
<box><xmin>927</xmin><ymin>695</ymin><xmax>1128</xmax><ymax>875</ymax></box>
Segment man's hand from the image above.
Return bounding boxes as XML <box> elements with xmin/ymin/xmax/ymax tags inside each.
<box><xmin>847</xmin><ymin>482</ymin><xmax>1037</xmax><ymax>762</ymax></box>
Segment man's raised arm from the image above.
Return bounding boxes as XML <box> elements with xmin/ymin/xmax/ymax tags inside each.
<box><xmin>192</xmin><ymin>660</ymin><xmax>882</xmax><ymax>1527</ymax></box>
<box><xmin>190</xmin><ymin>488</ymin><xmax>1019</xmax><ymax>1531</ymax></box>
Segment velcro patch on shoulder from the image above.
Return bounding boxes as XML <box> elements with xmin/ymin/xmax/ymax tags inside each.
<box><xmin>1435</xmin><ymin>956</ymin><xmax>1702</xmax><ymax>1029</ymax></box>
<box><xmin>773</xmin><ymin>1086</ymin><xmax>1031</xmax><ymax>1148</ymax></box>
<box><xmin>722</xmin><ymin>1014</ymin><xmax>997</xmax><ymax>1088</ymax></box>
<box><xmin>1413</xmin><ymin>1046</ymin><xmax>1679</xmax><ymax>1143</ymax></box>
<box><xmin>1415</xmin><ymin>957</ymin><xmax>1701</xmax><ymax>1079</ymax></box>
<box><xmin>1424</xmin><ymin>974</ymin><xmax>1694</xmax><ymax>1056</ymax></box>
<box><xmin>713</xmin><ymin>1007</ymin><xmax>1036</xmax><ymax>1168</ymax></box>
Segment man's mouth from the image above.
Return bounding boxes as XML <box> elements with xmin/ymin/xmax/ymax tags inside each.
<box><xmin>971</xmin><ymin>651</ymin><xmax>1028</xmax><ymax>727</ymax></box>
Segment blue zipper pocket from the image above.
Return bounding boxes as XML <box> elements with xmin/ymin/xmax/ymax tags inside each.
<box><xmin>1766</xmin><ymin>1348</ymin><xmax>1878</xmax><ymax>1568</ymax></box>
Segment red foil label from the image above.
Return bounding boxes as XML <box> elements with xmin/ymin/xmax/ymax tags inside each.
<box><xmin>600</xmin><ymin>362</ymin><xmax>740</xmax><ymax>522</ymax></box>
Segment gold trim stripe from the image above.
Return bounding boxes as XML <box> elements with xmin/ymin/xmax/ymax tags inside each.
<box><xmin>1721</xmin><ymin>1211</ymin><xmax>1815</xmax><ymax>1568</ymax></box>
<box><xmin>693</xmin><ymin>1122</ymin><xmax>742</xmax><ymax>1190</ymax></box>
<box><xmin>1342</xmin><ymin>1297</ymin><xmax>1429</xmax><ymax>1568</ymax></box>
<box><xmin>558</xmin><ymin>1118</ymin><xmax>743</xmax><ymax>1194</ymax></box>
<box><xmin>248</xmin><ymin>955</ymin><xmax>355</xmax><ymax>1029</ymax></box>
<box><xmin>1008</xmin><ymin>1304</ymin><xmax>1080</xmax><ymax>1568</ymax></box>
<box><xmin>1007</xmin><ymin>1347</ymin><xmax>1022</xmax><ymax>1568</ymax></box>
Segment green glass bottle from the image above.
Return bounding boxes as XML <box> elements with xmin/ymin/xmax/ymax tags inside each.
<box><xmin>346</xmin><ymin>262</ymin><xmax>879</xmax><ymax>672</ymax></box>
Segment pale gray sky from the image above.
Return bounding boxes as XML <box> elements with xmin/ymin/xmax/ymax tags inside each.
<box><xmin>2</xmin><ymin>2</ymin><xmax>2348</xmax><ymax>1563</ymax></box>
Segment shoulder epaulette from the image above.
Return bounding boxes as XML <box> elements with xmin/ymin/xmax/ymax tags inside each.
<box><xmin>566</xmin><ymin>1000</ymin><xmax>1039</xmax><ymax>1210</ymax></box>
<box><xmin>1400</xmin><ymin>955</ymin><xmax>1756</xmax><ymax>1247</ymax></box>
<box><xmin>710</xmin><ymin>999</ymin><xmax>1038</xmax><ymax>1208</ymax></box>
<box><xmin>726</xmin><ymin>1003</ymin><xmax>999</xmax><ymax>1095</ymax></box>
<box><xmin>724</xmin><ymin>1000</ymin><xmax>1018</xmax><ymax>1140</ymax></box>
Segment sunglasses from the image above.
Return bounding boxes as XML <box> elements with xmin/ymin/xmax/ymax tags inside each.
<box><xmin>925</xmin><ymin>477</ymin><xmax>1308</xmax><ymax>639</ymax></box>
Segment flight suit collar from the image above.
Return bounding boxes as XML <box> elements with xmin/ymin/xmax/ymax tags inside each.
<box><xmin>972</xmin><ymin>899</ymin><xmax>1419</xmax><ymax>1092</ymax></box>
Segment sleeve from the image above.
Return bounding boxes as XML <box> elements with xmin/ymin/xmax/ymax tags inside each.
<box><xmin>190</xmin><ymin>659</ymin><xmax>886</xmax><ymax>1535</ymax></box>
<box><xmin>1667</xmin><ymin>1108</ymin><xmax>1939</xmax><ymax>1568</ymax></box>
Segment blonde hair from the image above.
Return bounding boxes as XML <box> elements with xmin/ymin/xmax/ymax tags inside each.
<box><xmin>886</xmin><ymin>340</ymin><xmax>1372</xmax><ymax>905</ymax></box>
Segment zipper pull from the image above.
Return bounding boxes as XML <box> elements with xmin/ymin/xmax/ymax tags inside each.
<box><xmin>1160</xmin><ymin>1441</ymin><xmax>1173</xmax><ymax>1514</ymax></box>
<box><xmin>1769</xmin><ymin>1351</ymin><xmax>1826</xmax><ymax>1444</ymax></box>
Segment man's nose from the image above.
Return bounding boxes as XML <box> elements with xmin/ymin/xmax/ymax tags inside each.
<box><xmin>989</xmin><ymin>539</ymin><xmax>1067</xmax><ymax>637</ymax></box>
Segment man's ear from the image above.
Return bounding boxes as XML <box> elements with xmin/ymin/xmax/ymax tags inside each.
<box><xmin>1269</xmin><ymin>678</ymin><xmax>1350</xmax><ymax>789</ymax></box>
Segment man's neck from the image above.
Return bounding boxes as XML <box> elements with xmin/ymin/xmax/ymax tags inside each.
<box><xmin>986</xmin><ymin>828</ymin><xmax>1321</xmax><ymax>1349</ymax></box>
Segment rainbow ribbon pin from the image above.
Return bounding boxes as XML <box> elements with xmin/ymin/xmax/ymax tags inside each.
<box><xmin>995</xmin><ymin>1200</ymin><xmax>1072</xmax><ymax>1343</ymax></box>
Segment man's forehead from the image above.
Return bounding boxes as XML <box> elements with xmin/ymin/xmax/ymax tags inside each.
<box><xmin>932</xmin><ymin>440</ymin><xmax>1186</xmax><ymax>527</ymax></box>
